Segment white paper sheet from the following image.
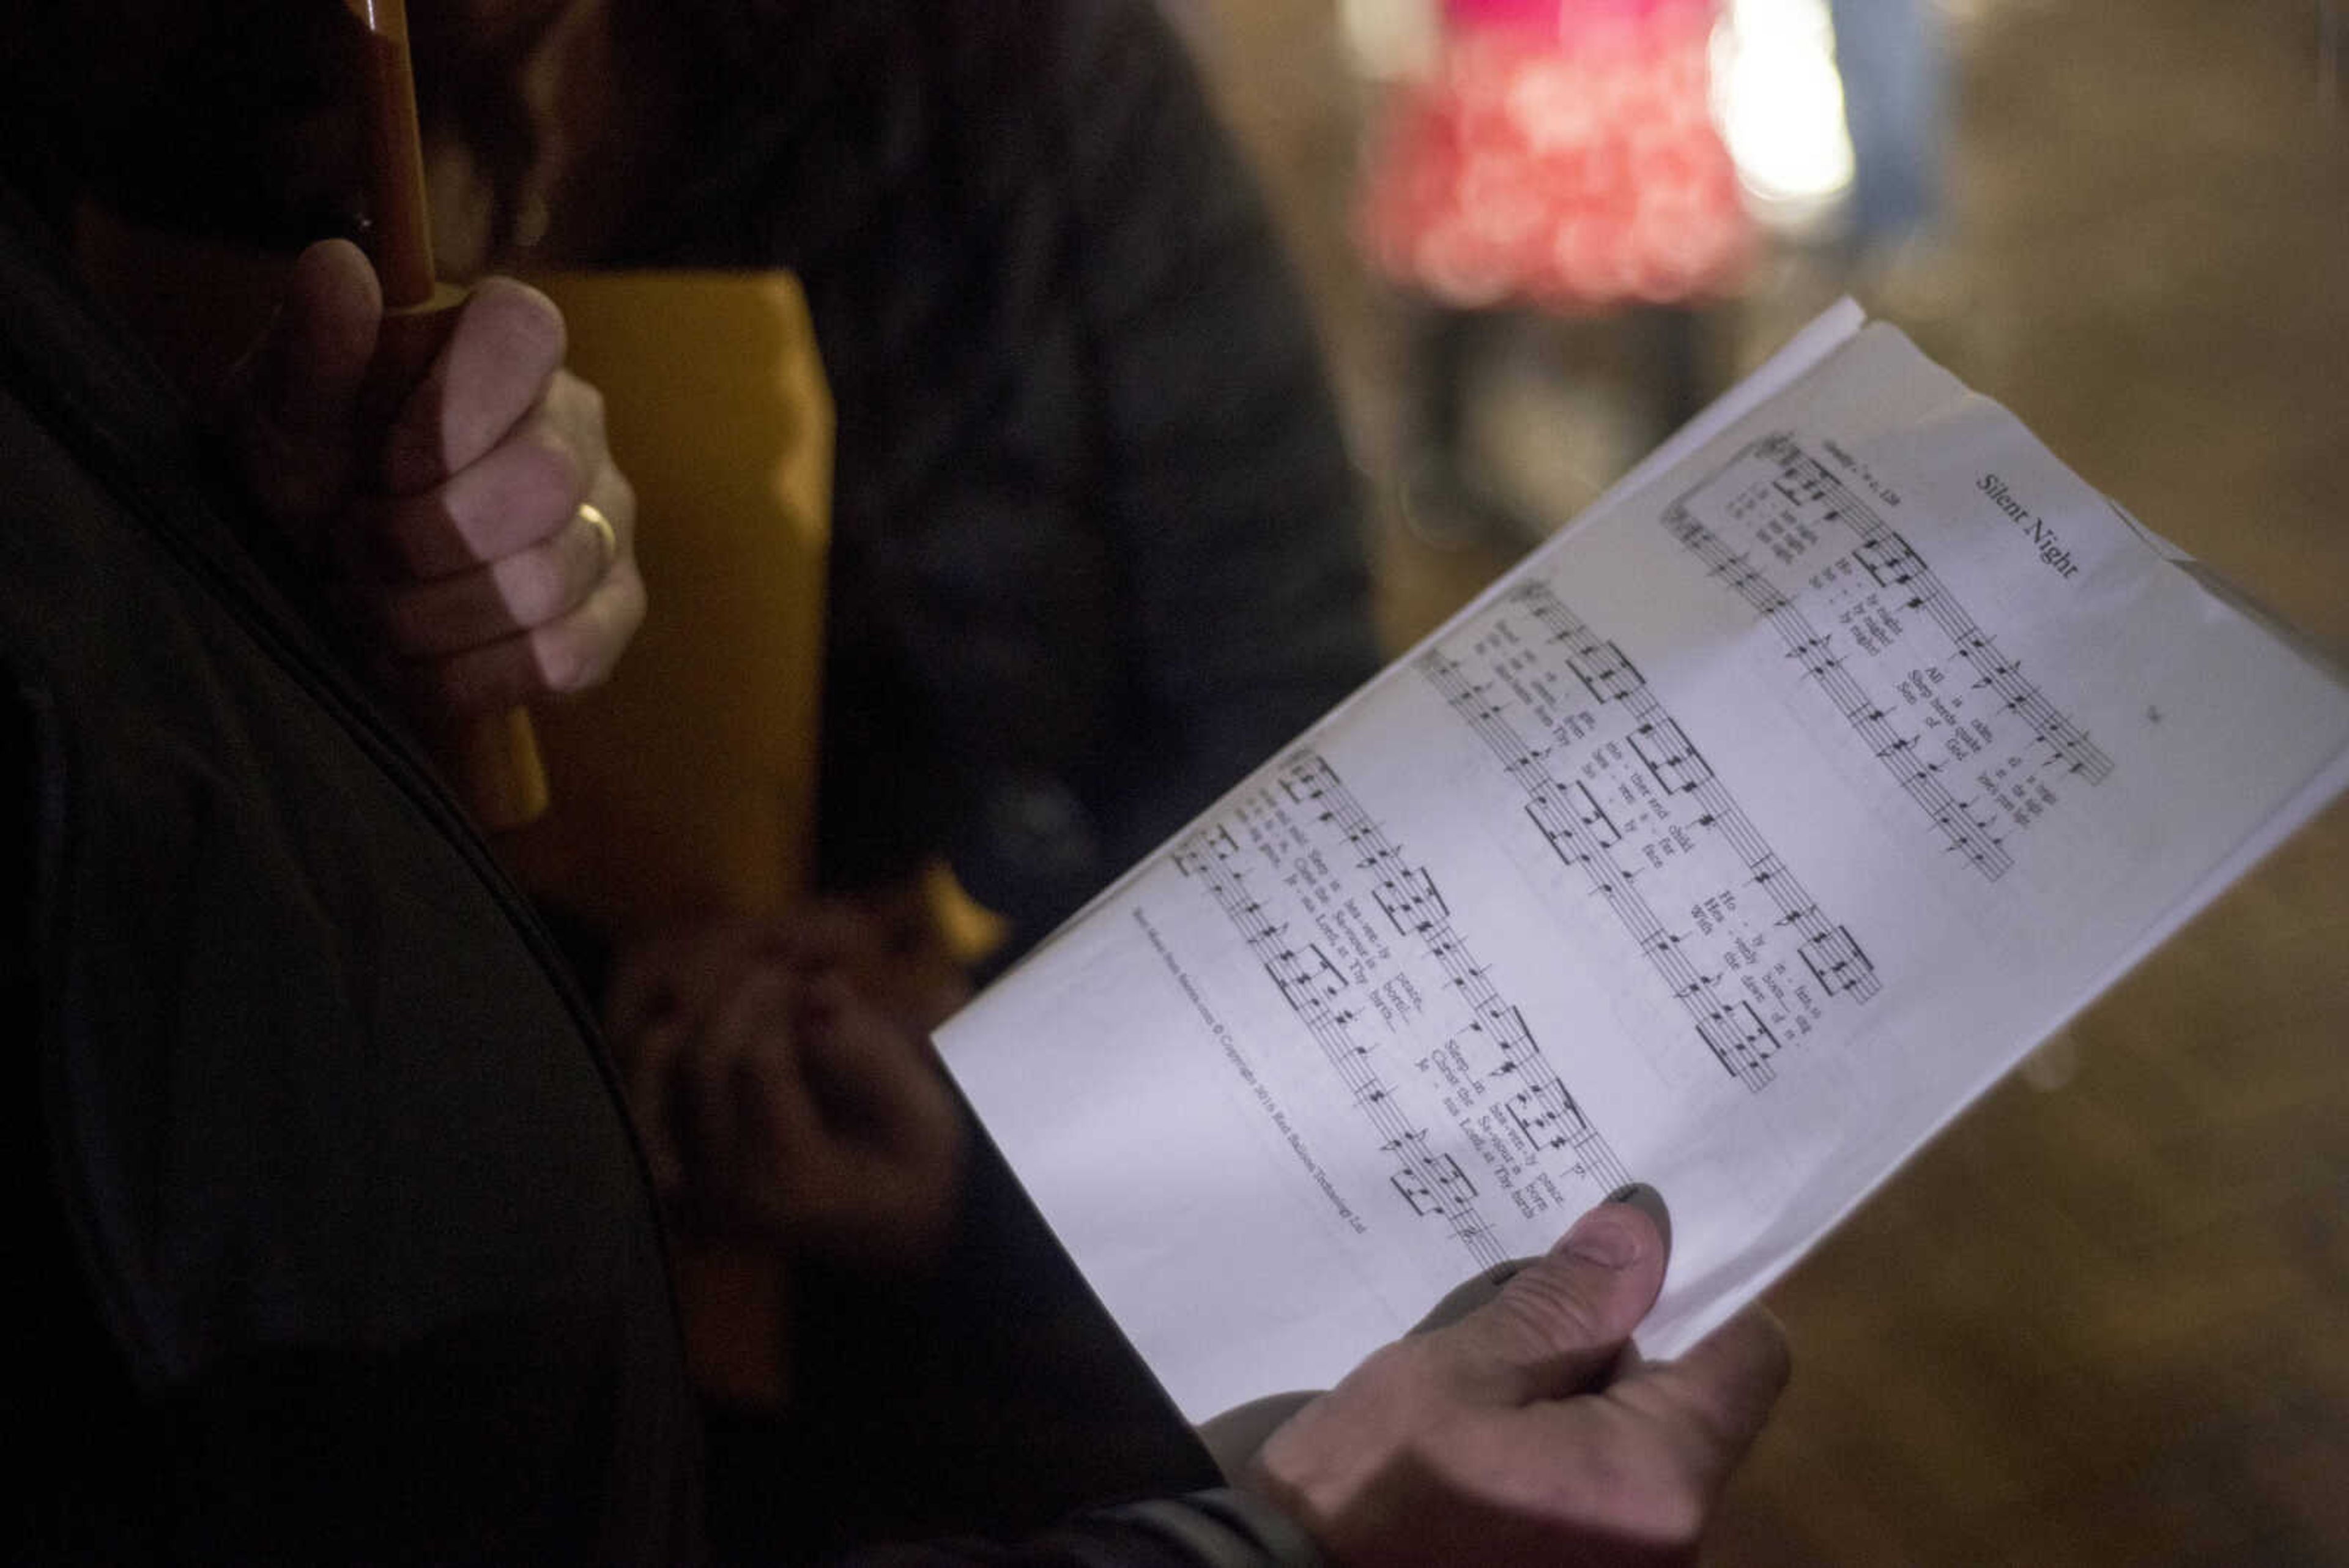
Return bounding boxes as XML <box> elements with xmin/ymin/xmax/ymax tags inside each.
<box><xmin>937</xmin><ymin>310</ymin><xmax>2349</xmax><ymax>1423</ymax></box>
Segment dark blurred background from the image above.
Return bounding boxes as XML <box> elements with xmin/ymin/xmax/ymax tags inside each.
<box><xmin>1185</xmin><ymin>0</ymin><xmax>2349</xmax><ymax>1561</ymax></box>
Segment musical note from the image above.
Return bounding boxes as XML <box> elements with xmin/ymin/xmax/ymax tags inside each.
<box><xmin>1426</xmin><ymin>580</ymin><xmax>1883</xmax><ymax>1082</ymax></box>
<box><xmin>1192</xmin><ymin>750</ymin><xmax>1634</xmax><ymax>1261</ymax></box>
<box><xmin>1656</xmin><ymin>436</ymin><xmax>2115</xmax><ymax>882</ymax></box>
<box><xmin>1798</xmin><ymin>926</ymin><xmax>1877</xmax><ymax>997</ymax></box>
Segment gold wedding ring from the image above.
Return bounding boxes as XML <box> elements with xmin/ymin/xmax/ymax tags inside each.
<box><xmin>576</xmin><ymin>500</ymin><xmax>618</xmax><ymax>573</ymax></box>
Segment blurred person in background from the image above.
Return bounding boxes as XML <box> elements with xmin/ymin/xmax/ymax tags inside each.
<box><xmin>1359</xmin><ymin>0</ymin><xmax>1755</xmax><ymax>548</ymax></box>
<box><xmin>1825</xmin><ymin>0</ymin><xmax>1951</xmax><ymax>297</ymax></box>
<box><xmin>448</xmin><ymin>0</ymin><xmax>1384</xmax><ymax>972</ymax></box>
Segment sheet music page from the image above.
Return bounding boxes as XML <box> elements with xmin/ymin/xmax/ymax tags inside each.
<box><xmin>936</xmin><ymin>313</ymin><xmax>2349</xmax><ymax>1424</ymax></box>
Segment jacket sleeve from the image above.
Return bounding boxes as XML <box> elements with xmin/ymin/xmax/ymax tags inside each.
<box><xmin>840</xmin><ymin>1489</ymin><xmax>1324</xmax><ymax>1568</ymax></box>
<box><xmin>1044</xmin><ymin>0</ymin><xmax>1382</xmax><ymax>870</ymax></box>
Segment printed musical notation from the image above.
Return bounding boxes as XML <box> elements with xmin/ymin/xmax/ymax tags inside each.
<box><xmin>1174</xmin><ymin>751</ymin><xmax>1631</xmax><ymax>1268</ymax></box>
<box><xmin>1661</xmin><ymin>434</ymin><xmax>2115</xmax><ymax>879</ymax></box>
<box><xmin>939</xmin><ymin>308</ymin><xmax>2349</xmax><ymax>1424</ymax></box>
<box><xmin>1418</xmin><ymin>579</ymin><xmax>1879</xmax><ymax>1091</ymax></box>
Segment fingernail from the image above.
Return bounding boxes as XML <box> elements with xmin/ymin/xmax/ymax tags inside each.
<box><xmin>1558</xmin><ymin>1183</ymin><xmax>1671</xmax><ymax>1269</ymax></box>
<box><xmin>1606</xmin><ymin>1181</ymin><xmax>1672</xmax><ymax>1260</ymax></box>
<box><xmin>1560</xmin><ymin>1206</ymin><xmax>1642</xmax><ymax>1269</ymax></box>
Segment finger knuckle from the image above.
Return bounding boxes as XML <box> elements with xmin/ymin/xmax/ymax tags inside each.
<box><xmin>1537</xmin><ymin>1435</ymin><xmax>1705</xmax><ymax>1550</ymax></box>
<box><xmin>460</xmin><ymin>444</ymin><xmax>580</xmax><ymax>563</ymax></box>
<box><xmin>505</xmin><ymin>547</ymin><xmax>570</xmax><ymax>628</ymax></box>
<box><xmin>476</xmin><ymin>278</ymin><xmax>568</xmax><ymax>371</ymax></box>
<box><xmin>520</xmin><ymin>432</ymin><xmax>587</xmax><ymax>518</ymax></box>
<box><xmin>569</xmin><ymin>375</ymin><xmax>607</xmax><ymax>440</ymax></box>
<box><xmin>1493</xmin><ymin>1265</ymin><xmax>1614</xmax><ymax>1350</ymax></box>
<box><xmin>611</xmin><ymin>564</ymin><xmax>648</xmax><ymax>638</ymax></box>
<box><xmin>1620</xmin><ymin>1460</ymin><xmax>1709</xmax><ymax>1548</ymax></box>
<box><xmin>604</xmin><ymin>470</ymin><xmax>637</xmax><ymax>540</ymax></box>
<box><xmin>533</xmin><ymin>624</ymin><xmax>601</xmax><ymax>694</ymax></box>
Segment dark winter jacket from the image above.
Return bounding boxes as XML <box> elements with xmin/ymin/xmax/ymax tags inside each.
<box><xmin>621</xmin><ymin>0</ymin><xmax>1381</xmax><ymax>949</ymax></box>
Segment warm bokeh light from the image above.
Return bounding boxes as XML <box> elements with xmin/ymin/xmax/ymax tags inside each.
<box><xmin>1340</xmin><ymin>0</ymin><xmax>1442</xmax><ymax>80</ymax></box>
<box><xmin>1712</xmin><ymin>0</ymin><xmax>1855</xmax><ymax>225</ymax></box>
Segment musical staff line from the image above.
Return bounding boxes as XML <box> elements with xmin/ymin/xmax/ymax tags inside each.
<box><xmin>1661</xmin><ymin>502</ymin><xmax>2016</xmax><ymax>877</ymax></box>
<box><xmin>1657</xmin><ymin>435</ymin><xmax>2112</xmax><ymax>882</ymax></box>
<box><xmin>1422</xmin><ymin>579</ymin><xmax>1880</xmax><ymax>1090</ymax></box>
<box><xmin>1176</xmin><ymin>780</ymin><xmax>1518</xmax><ymax>1272</ymax></box>
<box><xmin>1277</xmin><ymin>754</ymin><xmax>1631</xmax><ymax>1198</ymax></box>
